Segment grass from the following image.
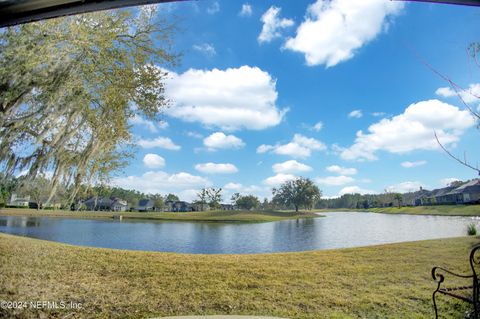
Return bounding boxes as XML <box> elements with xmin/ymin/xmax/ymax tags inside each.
<box><xmin>0</xmin><ymin>207</ymin><xmax>320</xmax><ymax>223</ymax></box>
<box><xmin>468</xmin><ymin>223</ymin><xmax>478</xmax><ymax>236</ymax></box>
<box><xmin>316</xmin><ymin>205</ymin><xmax>480</xmax><ymax>216</ymax></box>
<box><xmin>0</xmin><ymin>233</ymin><xmax>476</xmax><ymax>318</ymax></box>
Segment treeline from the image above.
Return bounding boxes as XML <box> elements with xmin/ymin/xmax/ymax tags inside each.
<box><xmin>0</xmin><ymin>174</ymin><xmax>178</xmax><ymax>209</ymax></box>
<box><xmin>316</xmin><ymin>191</ymin><xmax>421</xmax><ymax>209</ymax></box>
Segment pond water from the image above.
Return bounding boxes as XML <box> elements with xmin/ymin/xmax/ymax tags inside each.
<box><xmin>0</xmin><ymin>212</ymin><xmax>476</xmax><ymax>254</ymax></box>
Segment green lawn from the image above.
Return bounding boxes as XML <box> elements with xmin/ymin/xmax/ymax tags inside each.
<box><xmin>0</xmin><ymin>207</ymin><xmax>320</xmax><ymax>223</ymax></box>
<box><xmin>0</xmin><ymin>233</ymin><xmax>476</xmax><ymax>318</ymax></box>
<box><xmin>316</xmin><ymin>204</ymin><xmax>480</xmax><ymax>216</ymax></box>
<box><xmin>362</xmin><ymin>205</ymin><xmax>480</xmax><ymax>216</ymax></box>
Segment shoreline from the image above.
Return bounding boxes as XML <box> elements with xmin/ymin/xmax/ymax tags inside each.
<box><xmin>314</xmin><ymin>204</ymin><xmax>480</xmax><ymax>216</ymax></box>
<box><xmin>0</xmin><ymin>207</ymin><xmax>321</xmax><ymax>223</ymax></box>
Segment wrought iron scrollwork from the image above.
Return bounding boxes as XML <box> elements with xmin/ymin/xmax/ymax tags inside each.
<box><xmin>432</xmin><ymin>245</ymin><xmax>480</xmax><ymax>319</ymax></box>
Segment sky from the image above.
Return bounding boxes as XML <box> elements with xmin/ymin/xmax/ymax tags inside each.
<box><xmin>113</xmin><ymin>0</ymin><xmax>480</xmax><ymax>202</ymax></box>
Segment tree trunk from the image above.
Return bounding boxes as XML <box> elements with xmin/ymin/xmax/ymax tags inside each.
<box><xmin>295</xmin><ymin>205</ymin><xmax>298</xmax><ymax>212</ymax></box>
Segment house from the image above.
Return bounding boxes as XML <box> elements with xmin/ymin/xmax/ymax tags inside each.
<box><xmin>111</xmin><ymin>198</ymin><xmax>128</xmax><ymax>211</ymax></box>
<box><xmin>220</xmin><ymin>204</ymin><xmax>235</xmax><ymax>210</ymax></box>
<box><xmin>444</xmin><ymin>180</ymin><xmax>480</xmax><ymax>204</ymax></box>
<box><xmin>82</xmin><ymin>197</ymin><xmax>128</xmax><ymax>211</ymax></box>
<box><xmin>431</xmin><ymin>186</ymin><xmax>457</xmax><ymax>205</ymax></box>
<box><xmin>164</xmin><ymin>200</ymin><xmax>193</xmax><ymax>212</ymax></box>
<box><xmin>412</xmin><ymin>187</ymin><xmax>433</xmax><ymax>206</ymax></box>
<box><xmin>8</xmin><ymin>193</ymin><xmax>30</xmax><ymax>207</ymax></box>
<box><xmin>191</xmin><ymin>202</ymin><xmax>210</xmax><ymax>212</ymax></box>
<box><xmin>137</xmin><ymin>199</ymin><xmax>155</xmax><ymax>212</ymax></box>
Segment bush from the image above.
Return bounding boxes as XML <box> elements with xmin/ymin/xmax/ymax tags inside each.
<box><xmin>467</xmin><ymin>223</ymin><xmax>477</xmax><ymax>236</ymax></box>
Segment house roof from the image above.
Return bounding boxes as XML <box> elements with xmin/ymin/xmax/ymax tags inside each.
<box><xmin>431</xmin><ymin>186</ymin><xmax>456</xmax><ymax>197</ymax></box>
<box><xmin>138</xmin><ymin>199</ymin><xmax>153</xmax><ymax>206</ymax></box>
<box><xmin>445</xmin><ymin>179</ymin><xmax>480</xmax><ymax>195</ymax></box>
<box><xmin>453</xmin><ymin>179</ymin><xmax>480</xmax><ymax>191</ymax></box>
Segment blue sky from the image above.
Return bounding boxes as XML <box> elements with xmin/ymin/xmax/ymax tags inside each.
<box><xmin>113</xmin><ymin>0</ymin><xmax>480</xmax><ymax>201</ymax></box>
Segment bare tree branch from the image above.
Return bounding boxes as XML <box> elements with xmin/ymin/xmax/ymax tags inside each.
<box><xmin>434</xmin><ymin>131</ymin><xmax>480</xmax><ymax>174</ymax></box>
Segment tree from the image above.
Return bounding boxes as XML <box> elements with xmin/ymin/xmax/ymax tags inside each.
<box><xmin>272</xmin><ymin>177</ymin><xmax>321</xmax><ymax>212</ymax></box>
<box><xmin>165</xmin><ymin>193</ymin><xmax>179</xmax><ymax>202</ymax></box>
<box><xmin>0</xmin><ymin>174</ymin><xmax>18</xmax><ymax>207</ymax></box>
<box><xmin>195</xmin><ymin>188</ymin><xmax>209</xmax><ymax>211</ymax></box>
<box><xmin>230</xmin><ymin>192</ymin><xmax>240</xmax><ymax>205</ymax></box>
<box><xmin>261</xmin><ymin>198</ymin><xmax>270</xmax><ymax>210</ymax></box>
<box><xmin>394</xmin><ymin>193</ymin><xmax>403</xmax><ymax>208</ymax></box>
<box><xmin>150</xmin><ymin>194</ymin><xmax>164</xmax><ymax>210</ymax></box>
<box><xmin>235</xmin><ymin>195</ymin><xmax>260</xmax><ymax>210</ymax></box>
<box><xmin>0</xmin><ymin>9</ymin><xmax>177</xmax><ymax>206</ymax></box>
<box><xmin>19</xmin><ymin>176</ymin><xmax>52</xmax><ymax>209</ymax></box>
<box><xmin>205</xmin><ymin>188</ymin><xmax>222</xmax><ymax>210</ymax></box>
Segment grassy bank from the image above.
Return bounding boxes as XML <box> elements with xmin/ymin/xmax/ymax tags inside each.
<box><xmin>316</xmin><ymin>204</ymin><xmax>480</xmax><ymax>216</ymax></box>
<box><xmin>0</xmin><ymin>233</ymin><xmax>476</xmax><ymax>318</ymax></box>
<box><xmin>366</xmin><ymin>205</ymin><xmax>480</xmax><ymax>216</ymax></box>
<box><xmin>0</xmin><ymin>207</ymin><xmax>320</xmax><ymax>223</ymax></box>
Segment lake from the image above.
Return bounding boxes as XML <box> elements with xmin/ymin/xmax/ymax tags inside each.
<box><xmin>0</xmin><ymin>212</ymin><xmax>476</xmax><ymax>254</ymax></box>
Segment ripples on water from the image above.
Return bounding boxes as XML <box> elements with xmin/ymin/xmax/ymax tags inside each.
<box><xmin>0</xmin><ymin>212</ymin><xmax>475</xmax><ymax>254</ymax></box>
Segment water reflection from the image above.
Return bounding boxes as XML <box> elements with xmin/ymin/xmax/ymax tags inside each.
<box><xmin>0</xmin><ymin>217</ymin><xmax>41</xmax><ymax>228</ymax></box>
<box><xmin>0</xmin><ymin>213</ymin><xmax>475</xmax><ymax>254</ymax></box>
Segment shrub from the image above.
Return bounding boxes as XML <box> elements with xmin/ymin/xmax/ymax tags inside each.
<box><xmin>467</xmin><ymin>223</ymin><xmax>477</xmax><ymax>236</ymax></box>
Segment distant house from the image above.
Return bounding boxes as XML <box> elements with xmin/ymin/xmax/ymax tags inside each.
<box><xmin>164</xmin><ymin>200</ymin><xmax>193</xmax><ymax>212</ymax></box>
<box><xmin>191</xmin><ymin>202</ymin><xmax>210</xmax><ymax>212</ymax></box>
<box><xmin>220</xmin><ymin>204</ymin><xmax>235</xmax><ymax>210</ymax></box>
<box><xmin>137</xmin><ymin>199</ymin><xmax>155</xmax><ymax>212</ymax></box>
<box><xmin>412</xmin><ymin>187</ymin><xmax>433</xmax><ymax>206</ymax></box>
<box><xmin>82</xmin><ymin>197</ymin><xmax>128</xmax><ymax>211</ymax></box>
<box><xmin>431</xmin><ymin>186</ymin><xmax>457</xmax><ymax>205</ymax></box>
<box><xmin>8</xmin><ymin>193</ymin><xmax>30</xmax><ymax>207</ymax></box>
<box><xmin>111</xmin><ymin>198</ymin><xmax>128</xmax><ymax>212</ymax></box>
<box><xmin>444</xmin><ymin>180</ymin><xmax>480</xmax><ymax>204</ymax></box>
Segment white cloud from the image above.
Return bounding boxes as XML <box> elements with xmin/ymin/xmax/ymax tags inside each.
<box><xmin>130</xmin><ymin>115</ymin><xmax>158</xmax><ymax>133</ymax></box>
<box><xmin>386</xmin><ymin>181</ymin><xmax>424</xmax><ymax>193</ymax></box>
<box><xmin>316</xmin><ymin>175</ymin><xmax>355</xmax><ymax>186</ymax></box>
<box><xmin>339</xmin><ymin>99</ymin><xmax>475</xmax><ymax>161</ymax></box>
<box><xmin>224</xmin><ymin>182</ymin><xmax>243</xmax><ymax>190</ymax></box>
<box><xmin>326</xmin><ymin>165</ymin><xmax>357</xmax><ymax>175</ymax></box>
<box><xmin>257</xmin><ymin>134</ymin><xmax>326</xmax><ymax>158</ymax></box>
<box><xmin>401</xmin><ymin>160</ymin><xmax>427</xmax><ymax>168</ymax></box>
<box><xmin>207</xmin><ymin>1</ymin><xmax>220</xmax><ymax>14</ymax></box>
<box><xmin>165</xmin><ymin>66</ymin><xmax>287</xmax><ymax>131</ymax></box>
<box><xmin>258</xmin><ymin>6</ymin><xmax>294</xmax><ymax>43</ymax></box>
<box><xmin>313</xmin><ymin>121</ymin><xmax>323</xmax><ymax>132</ymax></box>
<box><xmin>195</xmin><ymin>163</ymin><xmax>238</xmax><ymax>174</ymax></box>
<box><xmin>348</xmin><ymin>110</ymin><xmax>363</xmax><ymax>118</ymax></box>
<box><xmin>239</xmin><ymin>3</ymin><xmax>252</xmax><ymax>17</ymax></box>
<box><xmin>440</xmin><ymin>177</ymin><xmax>460</xmax><ymax>187</ymax></box>
<box><xmin>193</xmin><ymin>43</ymin><xmax>216</xmax><ymax>57</ymax></box>
<box><xmin>186</xmin><ymin>131</ymin><xmax>203</xmax><ymax>139</ymax></box>
<box><xmin>263</xmin><ymin>173</ymin><xmax>297</xmax><ymax>187</ymax></box>
<box><xmin>158</xmin><ymin>121</ymin><xmax>169</xmax><ymax>129</ymax></box>
<box><xmin>203</xmin><ymin>132</ymin><xmax>245</xmax><ymax>150</ymax></box>
<box><xmin>138</xmin><ymin>137</ymin><xmax>181</xmax><ymax>150</ymax></box>
<box><xmin>272</xmin><ymin>160</ymin><xmax>312</xmax><ymax>174</ymax></box>
<box><xmin>112</xmin><ymin>171</ymin><xmax>211</xmax><ymax>195</ymax></box>
<box><xmin>372</xmin><ymin>112</ymin><xmax>386</xmax><ymax>117</ymax></box>
<box><xmin>223</xmin><ymin>183</ymin><xmax>263</xmax><ymax>194</ymax></box>
<box><xmin>284</xmin><ymin>0</ymin><xmax>403</xmax><ymax>67</ymax></box>
<box><xmin>143</xmin><ymin>154</ymin><xmax>165</xmax><ymax>169</ymax></box>
<box><xmin>339</xmin><ymin>186</ymin><xmax>375</xmax><ymax>196</ymax></box>
<box><xmin>436</xmin><ymin>83</ymin><xmax>480</xmax><ymax>104</ymax></box>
